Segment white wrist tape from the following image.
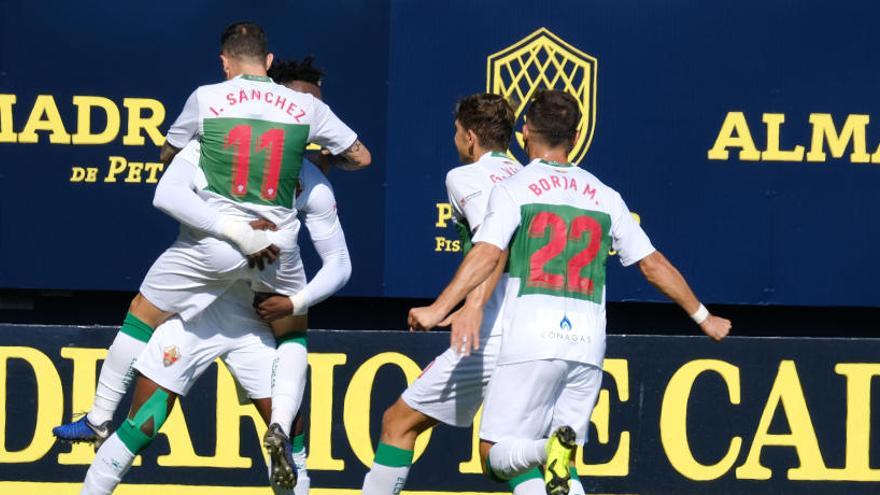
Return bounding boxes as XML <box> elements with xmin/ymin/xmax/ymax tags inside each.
<box><xmin>289</xmin><ymin>292</ymin><xmax>309</xmax><ymax>316</ymax></box>
<box><xmin>217</xmin><ymin>216</ymin><xmax>272</xmax><ymax>255</ymax></box>
<box><xmin>690</xmin><ymin>304</ymin><xmax>710</xmax><ymax>325</ymax></box>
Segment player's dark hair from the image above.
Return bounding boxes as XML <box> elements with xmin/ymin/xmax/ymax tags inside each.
<box><xmin>268</xmin><ymin>57</ymin><xmax>324</xmax><ymax>85</ymax></box>
<box><xmin>220</xmin><ymin>21</ymin><xmax>268</xmax><ymax>61</ymax></box>
<box><xmin>525</xmin><ymin>90</ymin><xmax>581</xmax><ymax>150</ymax></box>
<box><xmin>454</xmin><ymin>93</ymin><xmax>515</xmax><ymax>151</ymax></box>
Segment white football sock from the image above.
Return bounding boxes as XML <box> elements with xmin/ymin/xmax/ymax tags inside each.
<box><xmin>514</xmin><ymin>477</ymin><xmax>547</xmax><ymax>494</ymax></box>
<box><xmin>362</xmin><ymin>443</ymin><xmax>413</xmax><ymax>494</ymax></box>
<box><xmin>81</xmin><ymin>434</ymin><xmax>135</xmax><ymax>495</ymax></box>
<box><xmin>88</xmin><ymin>332</ymin><xmax>144</xmax><ymax>425</ymax></box>
<box><xmin>270</xmin><ymin>342</ymin><xmax>308</xmax><ymax>436</ymax></box>
<box><xmin>361</xmin><ymin>463</ymin><xmax>410</xmax><ymax>494</ymax></box>
<box><xmin>488</xmin><ymin>438</ymin><xmax>547</xmax><ymax>479</ymax></box>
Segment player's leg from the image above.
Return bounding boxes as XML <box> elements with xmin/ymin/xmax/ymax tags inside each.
<box><xmin>82</xmin><ymin>376</ymin><xmax>177</xmax><ymax>495</ymax></box>
<box><xmin>361</xmin><ymin>399</ymin><xmax>437</xmax><ymax>494</ymax></box>
<box><xmin>546</xmin><ymin>363</ymin><xmax>603</xmax><ymax>495</ymax></box>
<box><xmin>261</xmin><ymin>310</ymin><xmax>308</xmax><ymax>489</ymax></box>
<box><xmin>363</xmin><ymin>342</ymin><xmax>493</xmax><ymax>494</ymax></box>
<box><xmin>53</xmin><ymin>294</ymin><xmax>172</xmax><ymax>445</ymax></box>
<box><xmin>252</xmin><ymin>251</ymin><xmax>310</xmax><ymax>442</ymax></box>
<box><xmin>478</xmin><ymin>360</ymin><xmax>570</xmax><ymax>483</ymax></box>
<box><xmin>226</xmin><ymin>328</ymin><xmax>309</xmax><ymax>494</ymax></box>
<box><xmin>54</xmin><ymin>238</ymin><xmax>231</xmax><ymax>444</ymax></box>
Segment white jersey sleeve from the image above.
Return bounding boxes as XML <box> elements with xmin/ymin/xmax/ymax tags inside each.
<box><xmin>153</xmin><ymin>141</ymin><xmax>224</xmax><ymax>237</ymax></box>
<box><xmin>472</xmin><ymin>183</ymin><xmax>521</xmax><ymax>250</ymax></box>
<box><xmin>610</xmin><ymin>192</ymin><xmax>655</xmax><ymax>266</ymax></box>
<box><xmin>165</xmin><ymin>89</ymin><xmax>201</xmax><ymax>149</ymax></box>
<box><xmin>446</xmin><ymin>170</ymin><xmax>488</xmax><ymax>233</ymax></box>
<box><xmin>291</xmin><ymin>162</ymin><xmax>352</xmax><ymax>315</ymax></box>
<box><xmin>307</xmin><ymin>98</ymin><xmax>358</xmax><ymax>155</ymax></box>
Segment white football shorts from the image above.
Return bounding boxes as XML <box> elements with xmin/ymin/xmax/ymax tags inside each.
<box><xmin>139</xmin><ymin>228</ymin><xmax>305</xmax><ymax>321</ymax></box>
<box><xmin>135</xmin><ymin>287</ymin><xmax>277</xmax><ymax>398</ymax></box>
<box><xmin>479</xmin><ymin>359</ymin><xmax>603</xmax><ymax>445</ymax></box>
<box><xmin>401</xmin><ymin>330</ymin><xmax>501</xmax><ymax>427</ymax></box>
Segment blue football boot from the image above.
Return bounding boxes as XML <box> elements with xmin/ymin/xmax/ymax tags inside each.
<box><xmin>53</xmin><ymin>415</ymin><xmax>111</xmax><ymax>450</ymax></box>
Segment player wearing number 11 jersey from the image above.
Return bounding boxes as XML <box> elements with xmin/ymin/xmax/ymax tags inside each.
<box><xmin>410</xmin><ymin>90</ymin><xmax>731</xmax><ymax>495</ymax></box>
<box><xmin>52</xmin><ymin>23</ymin><xmax>369</xmax><ymax>490</ymax></box>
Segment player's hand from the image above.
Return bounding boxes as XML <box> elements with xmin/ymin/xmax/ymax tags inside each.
<box><xmin>700</xmin><ymin>314</ymin><xmax>731</xmax><ymax>341</ymax></box>
<box><xmin>247</xmin><ymin>244</ymin><xmax>280</xmax><ymax>271</ymax></box>
<box><xmin>255</xmin><ymin>294</ymin><xmax>293</xmax><ymax>322</ymax></box>
<box><xmin>246</xmin><ymin>218</ymin><xmax>279</xmax><ymax>270</ymax></box>
<box><xmin>439</xmin><ymin>304</ymin><xmax>483</xmax><ymax>356</ymax></box>
<box><xmin>249</xmin><ymin>219</ymin><xmax>277</xmax><ymax>231</ymax></box>
<box><xmin>408</xmin><ymin>305</ymin><xmax>447</xmax><ymax>332</ymax></box>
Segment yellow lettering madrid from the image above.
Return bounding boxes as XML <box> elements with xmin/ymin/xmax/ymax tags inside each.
<box><xmin>0</xmin><ymin>93</ymin><xmax>165</xmax><ymax>146</ymax></box>
<box><xmin>709</xmin><ymin>112</ymin><xmax>880</xmax><ymax>163</ymax></box>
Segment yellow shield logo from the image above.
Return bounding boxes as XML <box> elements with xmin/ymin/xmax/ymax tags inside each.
<box><xmin>487</xmin><ymin>28</ymin><xmax>598</xmax><ymax>164</ymax></box>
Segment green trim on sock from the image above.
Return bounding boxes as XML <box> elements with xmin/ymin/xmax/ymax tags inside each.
<box><xmin>120</xmin><ymin>313</ymin><xmax>154</xmax><ymax>343</ymax></box>
<box><xmin>570</xmin><ymin>466</ymin><xmax>580</xmax><ymax>480</ymax></box>
<box><xmin>293</xmin><ymin>433</ymin><xmax>305</xmax><ymax>453</ymax></box>
<box><xmin>117</xmin><ymin>388</ymin><xmax>169</xmax><ymax>453</ymax></box>
<box><xmin>275</xmin><ymin>330</ymin><xmax>308</xmax><ymax>348</ymax></box>
<box><xmin>374</xmin><ymin>442</ymin><xmax>413</xmax><ymax>468</ymax></box>
<box><xmin>508</xmin><ymin>467</ymin><xmax>542</xmax><ymax>488</ymax></box>
<box><xmin>485</xmin><ymin>459</ymin><xmax>505</xmax><ymax>482</ymax></box>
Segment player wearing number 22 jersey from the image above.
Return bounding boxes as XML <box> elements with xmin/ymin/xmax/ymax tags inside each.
<box><xmin>409</xmin><ymin>91</ymin><xmax>731</xmax><ymax>495</ymax></box>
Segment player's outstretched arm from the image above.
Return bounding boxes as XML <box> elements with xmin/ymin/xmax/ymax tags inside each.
<box><xmin>408</xmin><ymin>242</ymin><xmax>501</xmax><ymax>331</ymax></box>
<box><xmin>638</xmin><ymin>251</ymin><xmax>731</xmax><ymax>341</ymax></box>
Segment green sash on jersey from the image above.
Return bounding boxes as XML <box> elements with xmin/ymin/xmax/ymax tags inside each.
<box><xmin>200</xmin><ymin>117</ymin><xmax>310</xmax><ymax>209</ymax></box>
<box><xmin>509</xmin><ymin>203</ymin><xmax>611</xmax><ymax>303</ymax></box>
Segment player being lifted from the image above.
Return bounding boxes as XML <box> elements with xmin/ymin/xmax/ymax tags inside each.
<box><xmin>81</xmin><ymin>143</ymin><xmax>349</xmax><ymax>494</ymax></box>
<box><xmin>409</xmin><ymin>90</ymin><xmax>731</xmax><ymax>495</ymax></box>
<box><xmin>361</xmin><ymin>93</ymin><xmax>547</xmax><ymax>494</ymax></box>
<box><xmin>54</xmin><ymin>22</ymin><xmax>369</xmax><ymax>484</ymax></box>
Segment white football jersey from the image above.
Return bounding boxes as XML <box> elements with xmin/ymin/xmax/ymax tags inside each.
<box><xmin>165</xmin><ymin>74</ymin><xmax>357</xmax><ymax>231</ymax></box>
<box><xmin>445</xmin><ymin>151</ymin><xmax>522</xmax><ymax>337</ymax></box>
<box><xmin>474</xmin><ymin>159</ymin><xmax>655</xmax><ymax>366</ymax></box>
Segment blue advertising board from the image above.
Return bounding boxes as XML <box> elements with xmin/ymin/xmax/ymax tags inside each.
<box><xmin>1</xmin><ymin>0</ymin><xmax>878</xmax><ymax>306</ymax></box>
<box><xmin>2</xmin><ymin>325</ymin><xmax>880</xmax><ymax>494</ymax></box>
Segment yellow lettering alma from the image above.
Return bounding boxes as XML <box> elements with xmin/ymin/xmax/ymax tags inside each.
<box><xmin>707</xmin><ymin>112</ymin><xmax>760</xmax><ymax>161</ymax></box>
<box><xmin>806</xmin><ymin>114</ymin><xmax>870</xmax><ymax>163</ymax></box>
<box><xmin>761</xmin><ymin>114</ymin><xmax>805</xmax><ymax>161</ymax></box>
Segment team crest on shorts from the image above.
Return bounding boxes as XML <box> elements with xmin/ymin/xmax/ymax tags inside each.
<box><xmin>163</xmin><ymin>345</ymin><xmax>180</xmax><ymax>367</ymax></box>
<box><xmin>487</xmin><ymin>27</ymin><xmax>598</xmax><ymax>164</ymax></box>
